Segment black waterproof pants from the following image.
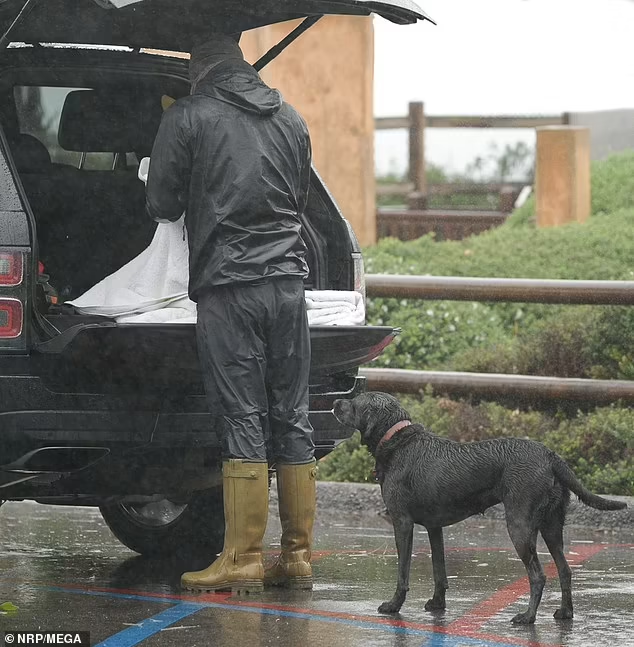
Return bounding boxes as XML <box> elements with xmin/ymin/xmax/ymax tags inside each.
<box><xmin>196</xmin><ymin>277</ymin><xmax>315</xmax><ymax>464</ymax></box>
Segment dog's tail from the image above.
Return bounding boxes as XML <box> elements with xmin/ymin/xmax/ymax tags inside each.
<box><xmin>553</xmin><ymin>457</ymin><xmax>627</xmax><ymax>511</ymax></box>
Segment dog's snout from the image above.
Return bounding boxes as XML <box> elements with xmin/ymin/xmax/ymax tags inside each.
<box><xmin>332</xmin><ymin>398</ymin><xmax>355</xmax><ymax>427</ymax></box>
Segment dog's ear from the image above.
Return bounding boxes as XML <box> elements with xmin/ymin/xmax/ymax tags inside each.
<box><xmin>356</xmin><ymin>392</ymin><xmax>412</xmax><ymax>454</ymax></box>
<box><xmin>333</xmin><ymin>396</ymin><xmax>379</xmax><ymax>453</ymax></box>
<box><xmin>346</xmin><ymin>393</ymin><xmax>372</xmax><ymax>444</ymax></box>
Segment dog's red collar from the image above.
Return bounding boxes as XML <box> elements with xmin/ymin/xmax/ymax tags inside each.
<box><xmin>377</xmin><ymin>420</ymin><xmax>412</xmax><ymax>448</ymax></box>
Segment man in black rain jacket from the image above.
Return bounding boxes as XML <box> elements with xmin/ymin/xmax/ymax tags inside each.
<box><xmin>145</xmin><ymin>34</ymin><xmax>316</xmax><ymax>594</ymax></box>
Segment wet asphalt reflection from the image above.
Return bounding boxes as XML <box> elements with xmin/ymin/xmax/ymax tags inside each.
<box><xmin>0</xmin><ymin>500</ymin><xmax>632</xmax><ymax>647</ymax></box>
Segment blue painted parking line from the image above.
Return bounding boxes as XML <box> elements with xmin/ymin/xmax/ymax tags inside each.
<box><xmin>94</xmin><ymin>602</ymin><xmax>205</xmax><ymax>647</ymax></box>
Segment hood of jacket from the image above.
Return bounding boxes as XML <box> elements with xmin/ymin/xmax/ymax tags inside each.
<box><xmin>194</xmin><ymin>58</ymin><xmax>283</xmax><ymax>116</ymax></box>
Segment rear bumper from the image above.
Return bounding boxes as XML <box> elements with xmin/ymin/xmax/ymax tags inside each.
<box><xmin>0</xmin><ymin>374</ymin><xmax>365</xmax><ymax>467</ymax></box>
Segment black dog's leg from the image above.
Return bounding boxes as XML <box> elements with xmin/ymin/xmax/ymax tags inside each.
<box><xmin>378</xmin><ymin>515</ymin><xmax>414</xmax><ymax>614</ymax></box>
<box><xmin>540</xmin><ymin>518</ymin><xmax>573</xmax><ymax>620</ymax></box>
<box><xmin>506</xmin><ymin>513</ymin><xmax>545</xmax><ymax>625</ymax></box>
<box><xmin>425</xmin><ymin>527</ymin><xmax>448</xmax><ymax>611</ymax></box>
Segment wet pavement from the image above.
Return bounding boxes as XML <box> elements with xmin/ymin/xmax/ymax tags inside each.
<box><xmin>0</xmin><ymin>500</ymin><xmax>633</xmax><ymax>647</ymax></box>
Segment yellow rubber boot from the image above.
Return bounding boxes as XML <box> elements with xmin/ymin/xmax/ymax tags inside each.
<box><xmin>181</xmin><ymin>460</ymin><xmax>268</xmax><ymax>594</ymax></box>
<box><xmin>265</xmin><ymin>460</ymin><xmax>316</xmax><ymax>590</ymax></box>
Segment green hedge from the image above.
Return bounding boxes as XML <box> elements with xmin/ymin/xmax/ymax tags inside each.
<box><xmin>365</xmin><ymin>208</ymin><xmax>634</xmax><ymax>281</ymax></box>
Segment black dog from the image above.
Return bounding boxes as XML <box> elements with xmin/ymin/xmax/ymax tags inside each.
<box><xmin>333</xmin><ymin>391</ymin><xmax>627</xmax><ymax>624</ymax></box>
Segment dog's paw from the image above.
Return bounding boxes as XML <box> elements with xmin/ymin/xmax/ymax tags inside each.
<box><xmin>554</xmin><ymin>608</ymin><xmax>573</xmax><ymax>621</ymax></box>
<box><xmin>378</xmin><ymin>601</ymin><xmax>402</xmax><ymax>615</ymax></box>
<box><xmin>424</xmin><ymin>597</ymin><xmax>446</xmax><ymax>612</ymax></box>
<box><xmin>511</xmin><ymin>612</ymin><xmax>536</xmax><ymax>625</ymax></box>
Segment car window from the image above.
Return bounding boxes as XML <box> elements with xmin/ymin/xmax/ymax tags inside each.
<box><xmin>13</xmin><ymin>85</ymin><xmax>138</xmax><ymax>171</ymax></box>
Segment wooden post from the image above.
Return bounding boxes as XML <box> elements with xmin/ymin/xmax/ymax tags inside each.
<box><xmin>498</xmin><ymin>186</ymin><xmax>517</xmax><ymax>213</ymax></box>
<box><xmin>407</xmin><ymin>101</ymin><xmax>427</xmax><ymax>210</ymax></box>
<box><xmin>535</xmin><ymin>126</ymin><xmax>591</xmax><ymax>227</ymax></box>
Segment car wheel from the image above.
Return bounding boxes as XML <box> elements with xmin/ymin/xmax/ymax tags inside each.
<box><xmin>99</xmin><ymin>487</ymin><xmax>224</xmax><ymax>559</ymax></box>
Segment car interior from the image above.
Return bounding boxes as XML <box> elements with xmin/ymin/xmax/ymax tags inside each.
<box><xmin>0</xmin><ymin>56</ymin><xmax>353</xmax><ymax>336</ymax></box>
<box><xmin>6</xmin><ymin>80</ymin><xmax>181</xmax><ymax>301</ymax></box>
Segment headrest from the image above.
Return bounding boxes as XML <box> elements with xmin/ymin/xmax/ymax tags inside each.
<box><xmin>58</xmin><ymin>89</ymin><xmax>163</xmax><ymax>156</ymax></box>
<box><xmin>9</xmin><ymin>133</ymin><xmax>51</xmax><ymax>172</ymax></box>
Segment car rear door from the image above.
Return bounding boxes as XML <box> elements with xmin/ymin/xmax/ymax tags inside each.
<box><xmin>0</xmin><ymin>0</ymin><xmax>432</xmax><ymax>54</ymax></box>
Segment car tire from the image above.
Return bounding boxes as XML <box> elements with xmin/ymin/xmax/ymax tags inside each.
<box><xmin>99</xmin><ymin>487</ymin><xmax>224</xmax><ymax>559</ymax></box>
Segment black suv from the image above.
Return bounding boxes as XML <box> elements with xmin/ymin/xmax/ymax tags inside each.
<box><xmin>0</xmin><ymin>0</ymin><xmax>429</xmax><ymax>557</ymax></box>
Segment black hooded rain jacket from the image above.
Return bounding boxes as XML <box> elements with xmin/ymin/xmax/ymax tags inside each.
<box><xmin>145</xmin><ymin>58</ymin><xmax>311</xmax><ymax>301</ymax></box>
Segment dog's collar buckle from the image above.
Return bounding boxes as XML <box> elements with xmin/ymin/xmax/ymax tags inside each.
<box><xmin>378</xmin><ymin>420</ymin><xmax>412</xmax><ymax>448</ymax></box>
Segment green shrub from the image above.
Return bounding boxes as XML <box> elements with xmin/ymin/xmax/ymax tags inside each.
<box><xmin>446</xmin><ymin>305</ymin><xmax>634</xmax><ymax>380</ymax></box>
<box><xmin>585</xmin><ymin>307</ymin><xmax>634</xmax><ymax>380</ymax></box>
<box><xmin>400</xmin><ymin>392</ymin><xmax>557</xmax><ymax>442</ymax></box>
<box><xmin>451</xmin><ymin>306</ymin><xmax>596</xmax><ymax>377</ymax></box>
<box><xmin>368</xmin><ymin>298</ymin><xmax>509</xmax><ymax>369</ymax></box>
<box><xmin>365</xmin><ymin>208</ymin><xmax>634</xmax><ymax>282</ymax></box>
<box><xmin>541</xmin><ymin>405</ymin><xmax>634</xmax><ymax>495</ymax></box>
<box><xmin>588</xmin><ymin>151</ymin><xmax>634</xmax><ymax>217</ymax></box>
<box><xmin>318</xmin><ymin>431</ymin><xmax>375</xmax><ymax>483</ymax></box>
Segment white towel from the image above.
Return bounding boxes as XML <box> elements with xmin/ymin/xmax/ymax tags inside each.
<box><xmin>68</xmin><ymin>156</ymin><xmax>365</xmax><ymax>326</ymax></box>
<box><xmin>68</xmin><ymin>214</ymin><xmax>196</xmax><ymax>319</ymax></box>
<box><xmin>304</xmin><ymin>290</ymin><xmax>365</xmax><ymax>326</ymax></box>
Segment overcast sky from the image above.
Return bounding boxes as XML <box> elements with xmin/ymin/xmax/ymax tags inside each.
<box><xmin>373</xmin><ymin>0</ymin><xmax>634</xmax><ymax>174</ymax></box>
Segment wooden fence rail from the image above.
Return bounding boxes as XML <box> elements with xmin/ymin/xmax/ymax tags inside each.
<box><xmin>362</xmin><ymin>274</ymin><xmax>634</xmax><ymax>405</ymax></box>
<box><xmin>376</xmin><ymin>102</ymin><xmax>566</xmax><ymax>211</ymax></box>
<box><xmin>376</xmin><ymin>113</ymin><xmax>567</xmax><ymax>131</ymax></box>
<box><xmin>360</xmin><ymin>368</ymin><xmax>634</xmax><ymax>405</ymax></box>
<box><xmin>365</xmin><ymin>275</ymin><xmax>634</xmax><ymax>305</ymax></box>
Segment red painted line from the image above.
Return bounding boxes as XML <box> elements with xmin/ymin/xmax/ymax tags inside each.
<box><xmin>309</xmin><ymin>546</ymin><xmax>513</xmax><ymax>560</ymax></box>
<box><xmin>448</xmin><ymin>544</ymin><xmax>607</xmax><ymax>635</ymax></box>
<box><xmin>223</xmin><ymin>597</ymin><xmax>559</xmax><ymax>647</ymax></box>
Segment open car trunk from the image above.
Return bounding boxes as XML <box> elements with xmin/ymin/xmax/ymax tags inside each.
<box><xmin>0</xmin><ymin>0</ymin><xmax>430</xmax><ymax>392</ymax></box>
<box><xmin>0</xmin><ymin>0</ymin><xmax>433</xmax><ymax>54</ymax></box>
<box><xmin>0</xmin><ymin>45</ymin><xmax>399</xmax><ymax>394</ymax></box>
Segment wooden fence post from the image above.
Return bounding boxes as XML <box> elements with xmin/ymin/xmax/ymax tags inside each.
<box><xmin>407</xmin><ymin>101</ymin><xmax>427</xmax><ymax>210</ymax></box>
<box><xmin>535</xmin><ymin>126</ymin><xmax>591</xmax><ymax>227</ymax></box>
<box><xmin>498</xmin><ymin>186</ymin><xmax>517</xmax><ymax>213</ymax></box>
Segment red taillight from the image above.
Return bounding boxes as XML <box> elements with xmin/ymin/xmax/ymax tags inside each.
<box><xmin>0</xmin><ymin>251</ymin><xmax>23</xmax><ymax>286</ymax></box>
<box><xmin>0</xmin><ymin>299</ymin><xmax>23</xmax><ymax>338</ymax></box>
